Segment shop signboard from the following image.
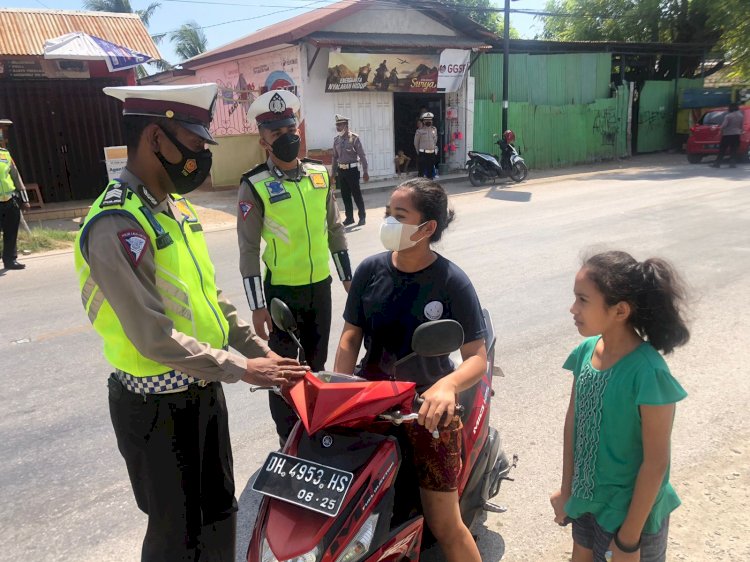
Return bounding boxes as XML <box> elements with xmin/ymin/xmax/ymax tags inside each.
<box><xmin>326</xmin><ymin>52</ymin><xmax>439</xmax><ymax>93</ymax></box>
<box><xmin>437</xmin><ymin>49</ymin><xmax>471</xmax><ymax>93</ymax></box>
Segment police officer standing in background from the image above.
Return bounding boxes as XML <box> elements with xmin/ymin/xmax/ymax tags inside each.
<box><xmin>332</xmin><ymin>114</ymin><xmax>369</xmax><ymax>226</ymax></box>
<box><xmin>74</xmin><ymin>84</ymin><xmax>306</xmax><ymax>561</ymax></box>
<box><xmin>414</xmin><ymin>111</ymin><xmax>438</xmax><ymax>179</ymax></box>
<box><xmin>238</xmin><ymin>90</ymin><xmax>352</xmax><ymax>443</ymax></box>
<box><xmin>0</xmin><ymin>119</ymin><xmax>30</xmax><ymax>270</ymax></box>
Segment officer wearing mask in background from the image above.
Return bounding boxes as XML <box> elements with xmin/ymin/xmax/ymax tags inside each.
<box><xmin>332</xmin><ymin>114</ymin><xmax>369</xmax><ymax>226</ymax></box>
<box><xmin>0</xmin><ymin>119</ymin><xmax>30</xmax><ymax>270</ymax></box>
<box><xmin>73</xmin><ymin>84</ymin><xmax>306</xmax><ymax>561</ymax></box>
<box><xmin>414</xmin><ymin>111</ymin><xmax>438</xmax><ymax>179</ymax></box>
<box><xmin>237</xmin><ymin>89</ymin><xmax>352</xmax><ymax>443</ymax></box>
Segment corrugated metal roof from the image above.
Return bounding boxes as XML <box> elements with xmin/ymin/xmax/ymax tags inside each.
<box><xmin>307</xmin><ymin>32</ymin><xmax>490</xmax><ymax>50</ymax></box>
<box><xmin>0</xmin><ymin>8</ymin><xmax>161</xmax><ymax>59</ymax></box>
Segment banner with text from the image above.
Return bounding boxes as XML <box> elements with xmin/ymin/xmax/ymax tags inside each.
<box><xmin>326</xmin><ymin>52</ymin><xmax>439</xmax><ymax>93</ymax></box>
<box><xmin>437</xmin><ymin>49</ymin><xmax>471</xmax><ymax>93</ymax></box>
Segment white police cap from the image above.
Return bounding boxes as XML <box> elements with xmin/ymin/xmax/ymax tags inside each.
<box><xmin>420</xmin><ymin>112</ymin><xmax>434</xmax><ymax>120</ymax></box>
<box><xmin>103</xmin><ymin>83</ymin><xmax>219</xmax><ymax>144</ymax></box>
<box><xmin>335</xmin><ymin>114</ymin><xmax>349</xmax><ymax>123</ymax></box>
<box><xmin>247</xmin><ymin>90</ymin><xmax>300</xmax><ymax>129</ymax></box>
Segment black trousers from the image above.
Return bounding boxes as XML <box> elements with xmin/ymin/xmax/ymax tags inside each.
<box><xmin>417</xmin><ymin>152</ymin><xmax>436</xmax><ymax>179</ymax></box>
<box><xmin>0</xmin><ymin>198</ymin><xmax>21</xmax><ymax>265</ymax></box>
<box><xmin>108</xmin><ymin>375</ymin><xmax>237</xmax><ymax>562</ymax></box>
<box><xmin>337</xmin><ymin>167</ymin><xmax>365</xmax><ymax>221</ymax></box>
<box><xmin>716</xmin><ymin>134</ymin><xmax>741</xmax><ymax>165</ymax></box>
<box><xmin>265</xmin><ymin>277</ymin><xmax>332</xmax><ymax>443</ymax></box>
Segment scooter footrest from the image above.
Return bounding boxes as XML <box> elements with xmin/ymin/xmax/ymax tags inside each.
<box><xmin>483</xmin><ymin>501</ymin><xmax>508</xmax><ymax>513</ymax></box>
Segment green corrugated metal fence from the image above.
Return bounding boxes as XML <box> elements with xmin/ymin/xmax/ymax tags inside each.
<box><xmin>473</xmin><ymin>86</ymin><xmax>629</xmax><ymax>169</ymax></box>
<box><xmin>472</xmin><ymin>52</ymin><xmax>612</xmax><ymax>106</ymax></box>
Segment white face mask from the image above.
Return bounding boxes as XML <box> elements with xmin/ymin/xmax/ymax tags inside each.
<box><xmin>379</xmin><ymin>216</ymin><xmax>428</xmax><ymax>251</ymax></box>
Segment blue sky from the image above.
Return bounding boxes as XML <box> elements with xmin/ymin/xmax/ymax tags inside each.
<box><xmin>11</xmin><ymin>0</ymin><xmax>549</xmax><ymax>66</ymax></box>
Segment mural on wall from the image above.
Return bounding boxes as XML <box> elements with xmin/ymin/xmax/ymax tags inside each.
<box><xmin>196</xmin><ymin>46</ymin><xmax>301</xmax><ymax>136</ymax></box>
<box><xmin>326</xmin><ymin>52</ymin><xmax>439</xmax><ymax>93</ymax></box>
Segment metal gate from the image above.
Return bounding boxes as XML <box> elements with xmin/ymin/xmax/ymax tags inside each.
<box><xmin>636</xmin><ymin>81</ymin><xmax>676</xmax><ymax>154</ymax></box>
<box><xmin>0</xmin><ymin>78</ymin><xmax>125</xmax><ymax>203</ymax></box>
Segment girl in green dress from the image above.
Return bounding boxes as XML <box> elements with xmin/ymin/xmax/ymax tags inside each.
<box><xmin>551</xmin><ymin>251</ymin><xmax>690</xmax><ymax>562</ymax></box>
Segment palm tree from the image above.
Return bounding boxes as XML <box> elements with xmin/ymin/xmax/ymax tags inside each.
<box><xmin>82</xmin><ymin>0</ymin><xmax>161</xmax><ymax>26</ymax></box>
<box><xmin>170</xmin><ymin>21</ymin><xmax>208</xmax><ymax>62</ymax></box>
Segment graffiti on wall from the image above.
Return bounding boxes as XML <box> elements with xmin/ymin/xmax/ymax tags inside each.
<box><xmin>592</xmin><ymin>107</ymin><xmax>618</xmax><ymax>146</ymax></box>
<box><xmin>196</xmin><ymin>46</ymin><xmax>301</xmax><ymax>136</ymax></box>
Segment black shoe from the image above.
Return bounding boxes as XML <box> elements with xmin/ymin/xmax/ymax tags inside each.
<box><xmin>342</xmin><ymin>218</ymin><xmax>355</xmax><ymax>226</ymax></box>
<box><xmin>3</xmin><ymin>260</ymin><xmax>25</xmax><ymax>270</ymax></box>
<box><xmin>357</xmin><ymin>218</ymin><xmax>366</xmax><ymax>226</ymax></box>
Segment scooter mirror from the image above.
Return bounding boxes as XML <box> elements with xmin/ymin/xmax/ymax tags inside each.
<box><xmin>411</xmin><ymin>319</ymin><xmax>464</xmax><ymax>357</ymax></box>
<box><xmin>270</xmin><ymin>298</ymin><xmax>297</xmax><ymax>333</ymax></box>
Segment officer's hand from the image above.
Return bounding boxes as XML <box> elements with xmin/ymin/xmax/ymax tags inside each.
<box><xmin>252</xmin><ymin>308</ymin><xmax>273</xmax><ymax>340</ymax></box>
<box><xmin>363</xmin><ymin>173</ymin><xmax>369</xmax><ymax>182</ymax></box>
<box><xmin>343</xmin><ymin>280</ymin><xmax>352</xmax><ymax>293</ymax></box>
<box><xmin>243</xmin><ymin>356</ymin><xmax>307</xmax><ymax>387</ymax></box>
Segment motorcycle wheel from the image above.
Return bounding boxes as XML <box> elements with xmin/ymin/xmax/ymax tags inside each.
<box><xmin>468</xmin><ymin>165</ymin><xmax>487</xmax><ymax>187</ymax></box>
<box><xmin>510</xmin><ymin>161</ymin><xmax>528</xmax><ymax>182</ymax></box>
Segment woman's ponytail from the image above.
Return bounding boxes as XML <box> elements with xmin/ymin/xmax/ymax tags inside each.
<box><xmin>633</xmin><ymin>258</ymin><xmax>690</xmax><ymax>354</ymax></box>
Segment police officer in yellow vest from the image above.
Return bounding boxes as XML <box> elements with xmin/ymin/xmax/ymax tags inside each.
<box><xmin>0</xmin><ymin>119</ymin><xmax>30</xmax><ymax>270</ymax></box>
<box><xmin>238</xmin><ymin>90</ymin><xmax>351</xmax><ymax>443</ymax></box>
<box><xmin>73</xmin><ymin>84</ymin><xmax>307</xmax><ymax>562</ymax></box>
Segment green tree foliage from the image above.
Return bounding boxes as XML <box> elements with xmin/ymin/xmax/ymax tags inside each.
<box><xmin>539</xmin><ymin>0</ymin><xmax>746</xmax><ymax>78</ymax></box>
<box><xmin>170</xmin><ymin>21</ymin><xmax>208</xmax><ymax>62</ymax></box>
<box><xmin>82</xmin><ymin>0</ymin><xmax>160</xmax><ymax>26</ymax></box>
<box><xmin>710</xmin><ymin>0</ymin><xmax>749</xmax><ymax>80</ymax></box>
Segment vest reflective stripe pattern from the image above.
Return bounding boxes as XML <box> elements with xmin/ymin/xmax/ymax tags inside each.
<box><xmin>73</xmin><ymin>182</ymin><xmax>229</xmax><ymax>377</ymax></box>
<box><xmin>250</xmin><ymin>164</ymin><xmax>331</xmax><ymax>286</ymax></box>
<box><xmin>0</xmin><ymin>149</ymin><xmax>18</xmax><ymax>200</ymax></box>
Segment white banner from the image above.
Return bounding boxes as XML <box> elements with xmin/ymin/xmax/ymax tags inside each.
<box><xmin>438</xmin><ymin>49</ymin><xmax>471</xmax><ymax>92</ymax></box>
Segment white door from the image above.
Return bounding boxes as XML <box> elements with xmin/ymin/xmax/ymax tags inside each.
<box><xmin>333</xmin><ymin>92</ymin><xmax>394</xmax><ymax>178</ymax></box>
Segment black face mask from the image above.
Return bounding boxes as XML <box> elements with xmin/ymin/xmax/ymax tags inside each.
<box><xmin>270</xmin><ymin>133</ymin><xmax>301</xmax><ymax>163</ymax></box>
<box><xmin>155</xmin><ymin>127</ymin><xmax>213</xmax><ymax>195</ymax></box>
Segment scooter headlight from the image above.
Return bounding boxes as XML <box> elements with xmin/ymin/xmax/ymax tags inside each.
<box><xmin>334</xmin><ymin>514</ymin><xmax>379</xmax><ymax>562</ymax></box>
<box><xmin>261</xmin><ymin>538</ymin><xmax>320</xmax><ymax>562</ymax></box>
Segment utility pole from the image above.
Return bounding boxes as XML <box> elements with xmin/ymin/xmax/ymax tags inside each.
<box><xmin>502</xmin><ymin>0</ymin><xmax>511</xmax><ymax>132</ymax></box>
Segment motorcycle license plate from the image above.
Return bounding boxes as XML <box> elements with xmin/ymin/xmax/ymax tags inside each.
<box><xmin>252</xmin><ymin>452</ymin><xmax>353</xmax><ymax>517</ymax></box>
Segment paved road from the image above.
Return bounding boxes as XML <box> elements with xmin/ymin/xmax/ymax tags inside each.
<box><xmin>1</xmin><ymin>155</ymin><xmax>748</xmax><ymax>561</ymax></box>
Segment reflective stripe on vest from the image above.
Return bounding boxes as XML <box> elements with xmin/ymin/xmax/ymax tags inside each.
<box><xmin>0</xmin><ymin>149</ymin><xmax>17</xmax><ymax>200</ymax></box>
<box><xmin>73</xmin><ymin>181</ymin><xmax>229</xmax><ymax>377</ymax></box>
<box><xmin>249</xmin><ymin>164</ymin><xmax>331</xmax><ymax>286</ymax></box>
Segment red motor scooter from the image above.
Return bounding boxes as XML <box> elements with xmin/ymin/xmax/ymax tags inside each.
<box><xmin>247</xmin><ymin>299</ymin><xmax>516</xmax><ymax>562</ymax></box>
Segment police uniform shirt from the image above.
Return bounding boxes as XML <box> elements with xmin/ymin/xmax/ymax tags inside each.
<box><xmin>237</xmin><ymin>158</ymin><xmax>349</xmax><ymax>307</ymax></box>
<box><xmin>82</xmin><ymin>169</ymin><xmax>269</xmax><ymax>382</ymax></box>
<box><xmin>332</xmin><ymin>132</ymin><xmax>368</xmax><ymax>175</ymax></box>
<box><xmin>414</xmin><ymin>126</ymin><xmax>438</xmax><ymax>152</ymax></box>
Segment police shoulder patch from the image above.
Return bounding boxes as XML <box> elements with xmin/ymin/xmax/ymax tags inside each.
<box><xmin>100</xmin><ymin>182</ymin><xmax>128</xmax><ymax>208</ymax></box>
<box><xmin>239</xmin><ymin>200</ymin><xmax>254</xmax><ymax>219</ymax></box>
<box><xmin>117</xmin><ymin>229</ymin><xmax>150</xmax><ymax>267</ymax></box>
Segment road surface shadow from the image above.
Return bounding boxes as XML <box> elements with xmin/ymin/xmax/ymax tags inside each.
<box><xmin>236</xmin><ymin>467</ymin><xmax>263</xmax><ymax>562</ymax></box>
<box><xmin>486</xmin><ymin>186</ymin><xmax>533</xmax><ymax>202</ymax></box>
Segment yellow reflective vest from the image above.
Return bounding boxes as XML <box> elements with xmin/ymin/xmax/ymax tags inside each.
<box><xmin>0</xmin><ymin>149</ymin><xmax>19</xmax><ymax>201</ymax></box>
<box><xmin>74</xmin><ymin>181</ymin><xmax>229</xmax><ymax>377</ymax></box>
<box><xmin>245</xmin><ymin>162</ymin><xmax>331</xmax><ymax>286</ymax></box>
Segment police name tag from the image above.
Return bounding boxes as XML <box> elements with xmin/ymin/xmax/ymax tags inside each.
<box><xmin>310</xmin><ymin>173</ymin><xmax>327</xmax><ymax>189</ymax></box>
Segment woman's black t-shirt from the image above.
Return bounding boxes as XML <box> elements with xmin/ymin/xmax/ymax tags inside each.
<box><xmin>343</xmin><ymin>251</ymin><xmax>486</xmax><ymax>392</ymax></box>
